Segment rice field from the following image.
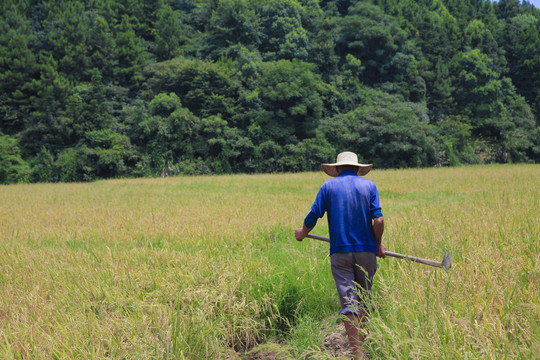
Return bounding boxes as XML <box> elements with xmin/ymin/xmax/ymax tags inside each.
<box><xmin>0</xmin><ymin>165</ymin><xmax>538</xmax><ymax>359</ymax></box>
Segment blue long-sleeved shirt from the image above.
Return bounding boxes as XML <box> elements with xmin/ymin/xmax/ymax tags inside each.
<box><xmin>304</xmin><ymin>170</ymin><xmax>382</xmax><ymax>255</ymax></box>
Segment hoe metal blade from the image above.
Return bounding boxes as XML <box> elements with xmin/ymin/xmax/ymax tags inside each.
<box><xmin>441</xmin><ymin>249</ymin><xmax>452</xmax><ymax>272</ymax></box>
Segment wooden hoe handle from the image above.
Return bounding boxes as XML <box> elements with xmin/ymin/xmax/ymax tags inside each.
<box><xmin>305</xmin><ymin>233</ymin><xmax>451</xmax><ymax>271</ymax></box>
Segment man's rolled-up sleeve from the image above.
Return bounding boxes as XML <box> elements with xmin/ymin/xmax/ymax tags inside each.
<box><xmin>370</xmin><ymin>208</ymin><xmax>383</xmax><ymax>219</ymax></box>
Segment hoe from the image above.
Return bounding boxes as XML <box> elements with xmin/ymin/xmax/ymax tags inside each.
<box><xmin>306</xmin><ymin>233</ymin><xmax>452</xmax><ymax>272</ymax></box>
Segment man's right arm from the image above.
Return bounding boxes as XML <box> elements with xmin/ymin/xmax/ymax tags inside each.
<box><xmin>296</xmin><ymin>186</ymin><xmax>326</xmax><ymax>241</ymax></box>
<box><xmin>295</xmin><ymin>210</ymin><xmax>318</xmax><ymax>241</ymax></box>
<box><xmin>295</xmin><ymin>224</ymin><xmax>314</xmax><ymax>241</ymax></box>
<box><xmin>373</xmin><ymin>216</ymin><xmax>386</xmax><ymax>258</ymax></box>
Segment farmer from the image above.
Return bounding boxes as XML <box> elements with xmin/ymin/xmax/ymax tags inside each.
<box><xmin>294</xmin><ymin>151</ymin><xmax>386</xmax><ymax>359</ymax></box>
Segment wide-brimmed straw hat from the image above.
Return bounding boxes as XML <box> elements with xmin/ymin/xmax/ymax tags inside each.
<box><xmin>321</xmin><ymin>151</ymin><xmax>372</xmax><ymax>177</ymax></box>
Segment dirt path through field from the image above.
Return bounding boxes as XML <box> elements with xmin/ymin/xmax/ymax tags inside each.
<box><xmin>241</xmin><ymin>322</ymin><xmax>353</xmax><ymax>360</ymax></box>
<box><xmin>321</xmin><ymin>323</ymin><xmax>352</xmax><ymax>359</ymax></box>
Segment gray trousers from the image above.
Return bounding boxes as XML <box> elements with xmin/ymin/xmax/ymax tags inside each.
<box><xmin>330</xmin><ymin>252</ymin><xmax>377</xmax><ymax>315</ymax></box>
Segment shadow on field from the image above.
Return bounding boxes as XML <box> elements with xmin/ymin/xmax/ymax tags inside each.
<box><xmin>274</xmin><ymin>284</ymin><xmax>302</xmax><ymax>333</ymax></box>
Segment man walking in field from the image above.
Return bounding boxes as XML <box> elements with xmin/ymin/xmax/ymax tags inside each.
<box><xmin>295</xmin><ymin>151</ymin><xmax>386</xmax><ymax>359</ymax></box>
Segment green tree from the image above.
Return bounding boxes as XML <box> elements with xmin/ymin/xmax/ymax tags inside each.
<box><xmin>87</xmin><ymin>13</ymin><xmax>117</xmax><ymax>82</ymax></box>
<box><xmin>1</xmin><ymin>0</ymin><xmax>539</xmax><ymax>183</ymax></box>
<box><xmin>429</xmin><ymin>58</ymin><xmax>456</xmax><ymax>120</ymax></box>
<box><xmin>386</xmin><ymin>50</ymin><xmax>426</xmax><ymax>102</ymax></box>
<box><xmin>435</xmin><ymin>116</ymin><xmax>477</xmax><ymax>166</ymax></box>
<box><xmin>190</xmin><ymin>115</ymin><xmax>254</xmax><ymax>173</ymax></box>
<box><xmin>114</xmin><ymin>15</ymin><xmax>148</xmax><ymax>87</ymax></box>
<box><xmin>134</xmin><ymin>93</ymin><xmax>182</xmax><ymax>173</ymax></box>
<box><xmin>203</xmin><ymin>0</ymin><xmax>262</xmax><ymax>60</ymax></box>
<box><xmin>281</xmin><ymin>134</ymin><xmax>336</xmax><ymax>172</ymax></box>
<box><xmin>0</xmin><ymin>133</ymin><xmax>30</xmax><ymax>184</ymax></box>
<box><xmin>67</xmin><ymin>69</ymin><xmax>113</xmax><ymax>139</ymax></box>
<box><xmin>501</xmin><ymin>14</ymin><xmax>540</xmax><ymax>118</ymax></box>
<box><xmin>253</xmin><ymin>140</ymin><xmax>284</xmax><ymax>173</ymax></box>
<box><xmin>133</xmin><ymin>93</ymin><xmax>202</xmax><ymax>174</ymax></box>
<box><xmin>84</xmin><ymin>129</ymin><xmax>135</xmax><ymax>178</ymax></box>
<box><xmin>464</xmin><ymin>19</ymin><xmax>507</xmax><ymax>74</ymax></box>
<box><xmin>42</xmin><ymin>1</ymin><xmax>93</xmax><ymax>82</ymax></box>
<box><xmin>145</xmin><ymin>57</ymin><xmax>241</xmax><ymax>121</ymax></box>
<box><xmin>306</xmin><ymin>11</ymin><xmax>339</xmax><ymax>78</ymax></box>
<box><xmin>153</xmin><ymin>4</ymin><xmax>186</xmax><ymax>60</ymax></box>
<box><xmin>30</xmin><ymin>147</ymin><xmax>55</xmax><ymax>182</ymax></box>
<box><xmin>336</xmin><ymin>2</ymin><xmax>407</xmax><ymax>84</ymax></box>
<box><xmin>450</xmin><ymin>49</ymin><xmax>537</xmax><ymax>162</ymax></box>
<box><xmin>256</xmin><ymin>0</ymin><xmax>311</xmax><ymax>60</ymax></box>
<box><xmin>115</xmin><ymin>0</ymin><xmax>163</xmax><ymax>41</ymax></box>
<box><xmin>495</xmin><ymin>0</ymin><xmax>521</xmax><ymax>20</ymax></box>
<box><xmin>53</xmin><ymin>146</ymin><xmax>94</xmax><ymax>182</ymax></box>
<box><xmin>0</xmin><ymin>4</ymin><xmax>40</xmax><ymax>134</ymax></box>
<box><xmin>21</xmin><ymin>55</ymin><xmax>71</xmax><ymax>154</ymax></box>
<box><xmin>451</xmin><ymin>49</ymin><xmax>501</xmax><ymax>122</ymax></box>
<box><xmin>253</xmin><ymin>59</ymin><xmax>330</xmax><ymax>145</ymax></box>
<box><xmin>318</xmin><ymin>88</ymin><xmax>436</xmax><ymax>168</ymax></box>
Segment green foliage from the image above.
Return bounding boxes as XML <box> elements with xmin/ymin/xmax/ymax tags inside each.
<box><xmin>254</xmin><ymin>140</ymin><xmax>285</xmax><ymax>173</ymax></box>
<box><xmin>84</xmin><ymin>129</ymin><xmax>135</xmax><ymax>178</ymax></box>
<box><xmin>145</xmin><ymin>57</ymin><xmax>241</xmax><ymax>120</ymax></box>
<box><xmin>256</xmin><ymin>0</ymin><xmax>311</xmax><ymax>60</ymax></box>
<box><xmin>319</xmin><ymin>89</ymin><xmax>436</xmax><ymax>168</ymax></box>
<box><xmin>114</xmin><ymin>16</ymin><xmax>148</xmax><ymax>87</ymax></box>
<box><xmin>281</xmin><ymin>135</ymin><xmax>336</xmax><ymax>172</ymax></box>
<box><xmin>68</xmin><ymin>69</ymin><xmax>113</xmax><ymax>137</ymax></box>
<box><xmin>0</xmin><ymin>0</ymin><xmax>539</xmax><ymax>182</ymax></box>
<box><xmin>501</xmin><ymin>13</ymin><xmax>540</xmax><ymax>117</ymax></box>
<box><xmin>203</xmin><ymin>0</ymin><xmax>262</xmax><ymax>59</ymax></box>
<box><xmin>21</xmin><ymin>55</ymin><xmax>71</xmax><ymax>154</ymax></box>
<box><xmin>449</xmin><ymin>49</ymin><xmax>537</xmax><ymax>162</ymax></box>
<box><xmin>30</xmin><ymin>147</ymin><xmax>55</xmax><ymax>182</ymax></box>
<box><xmin>255</xmin><ymin>59</ymin><xmax>330</xmax><ymax>144</ymax></box>
<box><xmin>42</xmin><ymin>1</ymin><xmax>95</xmax><ymax>82</ymax></box>
<box><xmin>53</xmin><ymin>146</ymin><xmax>93</xmax><ymax>182</ymax></box>
<box><xmin>153</xmin><ymin>4</ymin><xmax>186</xmax><ymax>60</ymax></box>
<box><xmin>336</xmin><ymin>2</ymin><xmax>407</xmax><ymax>84</ymax></box>
<box><xmin>435</xmin><ymin>116</ymin><xmax>478</xmax><ymax>165</ymax></box>
<box><xmin>0</xmin><ymin>133</ymin><xmax>30</xmax><ymax>184</ymax></box>
<box><xmin>0</xmin><ymin>4</ymin><xmax>40</xmax><ymax>134</ymax></box>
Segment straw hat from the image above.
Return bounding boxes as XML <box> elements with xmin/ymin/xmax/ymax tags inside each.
<box><xmin>321</xmin><ymin>151</ymin><xmax>372</xmax><ymax>177</ymax></box>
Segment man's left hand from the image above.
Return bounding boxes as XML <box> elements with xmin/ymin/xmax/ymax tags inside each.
<box><xmin>294</xmin><ymin>228</ymin><xmax>306</xmax><ymax>241</ymax></box>
<box><xmin>377</xmin><ymin>243</ymin><xmax>387</xmax><ymax>258</ymax></box>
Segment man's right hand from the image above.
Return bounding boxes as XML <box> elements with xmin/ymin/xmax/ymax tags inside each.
<box><xmin>377</xmin><ymin>243</ymin><xmax>387</xmax><ymax>258</ymax></box>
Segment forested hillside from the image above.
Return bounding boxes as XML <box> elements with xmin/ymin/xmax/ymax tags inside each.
<box><xmin>1</xmin><ymin>0</ymin><xmax>539</xmax><ymax>183</ymax></box>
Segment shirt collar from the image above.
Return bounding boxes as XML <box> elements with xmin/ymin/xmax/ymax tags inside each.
<box><xmin>338</xmin><ymin>169</ymin><xmax>357</xmax><ymax>177</ymax></box>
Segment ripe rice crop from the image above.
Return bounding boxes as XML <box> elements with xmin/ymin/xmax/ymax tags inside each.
<box><xmin>0</xmin><ymin>165</ymin><xmax>538</xmax><ymax>359</ymax></box>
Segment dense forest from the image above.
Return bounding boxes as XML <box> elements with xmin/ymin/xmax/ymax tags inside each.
<box><xmin>1</xmin><ymin>0</ymin><xmax>539</xmax><ymax>183</ymax></box>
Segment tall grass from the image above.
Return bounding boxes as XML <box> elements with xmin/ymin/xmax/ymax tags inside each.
<box><xmin>0</xmin><ymin>165</ymin><xmax>538</xmax><ymax>359</ymax></box>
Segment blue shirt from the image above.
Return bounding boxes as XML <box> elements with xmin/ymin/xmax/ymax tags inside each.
<box><xmin>304</xmin><ymin>170</ymin><xmax>382</xmax><ymax>255</ymax></box>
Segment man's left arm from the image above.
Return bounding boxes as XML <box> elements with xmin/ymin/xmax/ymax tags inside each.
<box><xmin>370</xmin><ymin>183</ymin><xmax>386</xmax><ymax>257</ymax></box>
